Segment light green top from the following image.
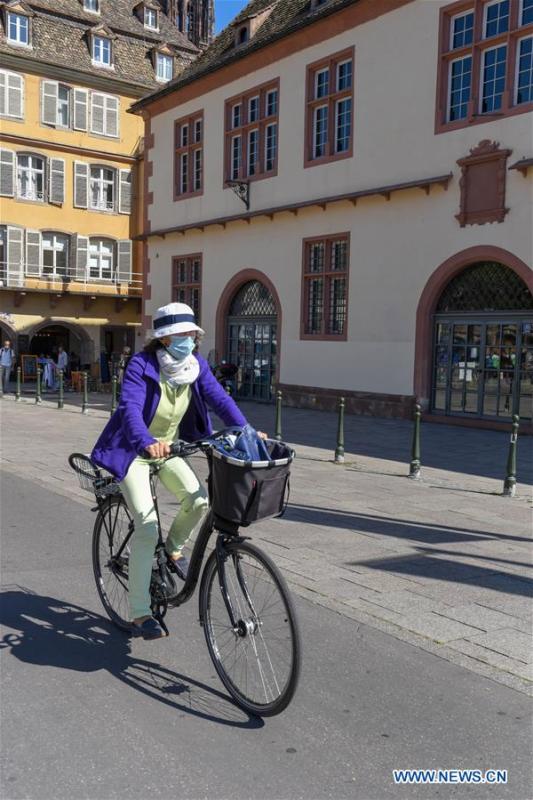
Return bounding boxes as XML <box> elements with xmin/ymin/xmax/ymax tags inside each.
<box><xmin>148</xmin><ymin>380</ymin><xmax>191</xmax><ymax>444</ymax></box>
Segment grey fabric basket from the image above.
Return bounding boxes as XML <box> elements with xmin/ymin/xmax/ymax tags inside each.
<box><xmin>207</xmin><ymin>439</ymin><xmax>294</xmax><ymax>526</ymax></box>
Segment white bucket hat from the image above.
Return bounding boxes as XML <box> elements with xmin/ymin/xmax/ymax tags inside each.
<box><xmin>149</xmin><ymin>302</ymin><xmax>205</xmax><ymax>339</ymax></box>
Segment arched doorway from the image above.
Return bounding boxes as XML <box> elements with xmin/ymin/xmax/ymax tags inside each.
<box><xmin>431</xmin><ymin>262</ymin><xmax>533</xmax><ymax>421</ymax></box>
<box><xmin>226</xmin><ymin>280</ymin><xmax>278</xmax><ymax>401</ymax></box>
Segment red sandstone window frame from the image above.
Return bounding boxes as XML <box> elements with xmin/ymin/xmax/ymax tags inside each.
<box><xmin>300</xmin><ymin>233</ymin><xmax>350</xmax><ymax>341</ymax></box>
<box><xmin>223</xmin><ymin>78</ymin><xmax>280</xmax><ymax>185</ymax></box>
<box><xmin>304</xmin><ymin>46</ymin><xmax>354</xmax><ymax>168</ymax></box>
<box><xmin>173</xmin><ymin>110</ymin><xmax>204</xmax><ymax>201</ymax></box>
<box><xmin>435</xmin><ymin>0</ymin><xmax>533</xmax><ymax>133</ymax></box>
<box><xmin>172</xmin><ymin>253</ymin><xmax>202</xmax><ymax>323</ymax></box>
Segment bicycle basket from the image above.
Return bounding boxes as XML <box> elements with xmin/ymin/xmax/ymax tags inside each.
<box><xmin>68</xmin><ymin>453</ymin><xmax>119</xmax><ymax>496</ymax></box>
<box><xmin>207</xmin><ymin>439</ymin><xmax>294</xmax><ymax>526</ymax></box>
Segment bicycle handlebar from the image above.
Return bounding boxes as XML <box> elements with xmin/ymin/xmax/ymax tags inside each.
<box><xmin>167</xmin><ymin>426</ymin><xmax>245</xmax><ymax>459</ymax></box>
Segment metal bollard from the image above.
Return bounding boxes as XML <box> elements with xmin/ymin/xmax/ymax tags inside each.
<box><xmin>35</xmin><ymin>367</ymin><xmax>42</xmax><ymax>404</ymax></box>
<box><xmin>15</xmin><ymin>366</ymin><xmax>21</xmax><ymax>402</ymax></box>
<box><xmin>82</xmin><ymin>371</ymin><xmax>89</xmax><ymax>415</ymax></box>
<box><xmin>503</xmin><ymin>414</ymin><xmax>519</xmax><ymax>497</ymax></box>
<box><xmin>58</xmin><ymin>369</ymin><xmax>64</xmax><ymax>409</ymax></box>
<box><xmin>408</xmin><ymin>403</ymin><xmax>422</xmax><ymax>479</ymax></box>
<box><xmin>334</xmin><ymin>396</ymin><xmax>345</xmax><ymax>464</ymax></box>
<box><xmin>275</xmin><ymin>390</ymin><xmax>282</xmax><ymax>441</ymax></box>
<box><xmin>110</xmin><ymin>374</ymin><xmax>118</xmax><ymax>416</ymax></box>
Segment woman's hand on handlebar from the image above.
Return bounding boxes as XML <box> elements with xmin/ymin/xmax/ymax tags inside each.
<box><xmin>258</xmin><ymin>431</ymin><xmax>268</xmax><ymax>440</ymax></box>
<box><xmin>145</xmin><ymin>441</ymin><xmax>171</xmax><ymax>459</ymax></box>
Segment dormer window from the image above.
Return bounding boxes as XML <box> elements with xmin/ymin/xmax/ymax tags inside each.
<box><xmin>93</xmin><ymin>35</ymin><xmax>111</xmax><ymax>65</ymax></box>
<box><xmin>6</xmin><ymin>4</ymin><xmax>32</xmax><ymax>48</ymax></box>
<box><xmin>238</xmin><ymin>26</ymin><xmax>249</xmax><ymax>44</ymax></box>
<box><xmin>144</xmin><ymin>6</ymin><xmax>158</xmax><ymax>30</ymax></box>
<box><xmin>83</xmin><ymin>0</ymin><xmax>99</xmax><ymax>12</ymax></box>
<box><xmin>232</xmin><ymin>5</ymin><xmax>275</xmax><ymax>48</ymax></box>
<box><xmin>156</xmin><ymin>52</ymin><xmax>173</xmax><ymax>81</ymax></box>
<box><xmin>311</xmin><ymin>0</ymin><xmax>329</xmax><ymax>8</ymax></box>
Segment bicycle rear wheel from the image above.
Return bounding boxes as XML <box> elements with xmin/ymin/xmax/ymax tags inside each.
<box><xmin>199</xmin><ymin>540</ymin><xmax>301</xmax><ymax>716</ymax></box>
<box><xmin>93</xmin><ymin>496</ymin><xmax>132</xmax><ymax>630</ymax></box>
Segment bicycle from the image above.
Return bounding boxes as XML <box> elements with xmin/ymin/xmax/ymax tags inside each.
<box><xmin>68</xmin><ymin>430</ymin><xmax>301</xmax><ymax>717</ymax></box>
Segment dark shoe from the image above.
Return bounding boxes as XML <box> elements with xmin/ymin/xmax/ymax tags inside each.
<box><xmin>170</xmin><ymin>555</ymin><xmax>189</xmax><ymax>581</ymax></box>
<box><xmin>130</xmin><ymin>617</ymin><xmax>167</xmax><ymax>640</ymax></box>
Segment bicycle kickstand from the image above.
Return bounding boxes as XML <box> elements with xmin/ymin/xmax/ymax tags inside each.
<box><xmin>153</xmin><ymin>606</ymin><xmax>170</xmax><ymax>637</ymax></box>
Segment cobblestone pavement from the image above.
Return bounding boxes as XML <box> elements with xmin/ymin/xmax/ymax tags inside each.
<box><xmin>1</xmin><ymin>392</ymin><xmax>532</xmax><ymax>695</ymax></box>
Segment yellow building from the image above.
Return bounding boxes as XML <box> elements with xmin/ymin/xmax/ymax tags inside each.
<box><xmin>0</xmin><ymin>0</ymin><xmax>198</xmax><ymax>374</ymax></box>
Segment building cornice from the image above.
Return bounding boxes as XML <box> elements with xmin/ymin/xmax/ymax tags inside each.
<box><xmin>0</xmin><ymin>50</ymin><xmax>153</xmax><ymax>97</ymax></box>
<box><xmin>138</xmin><ymin>173</ymin><xmax>453</xmax><ymax>240</ymax></box>
<box><xmin>509</xmin><ymin>157</ymin><xmax>533</xmax><ymax>177</ymax></box>
<box><xmin>0</xmin><ymin>132</ymin><xmax>142</xmax><ymax>163</ymax></box>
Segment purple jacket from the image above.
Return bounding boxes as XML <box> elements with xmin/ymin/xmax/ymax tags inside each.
<box><xmin>91</xmin><ymin>351</ymin><xmax>247</xmax><ymax>481</ymax></box>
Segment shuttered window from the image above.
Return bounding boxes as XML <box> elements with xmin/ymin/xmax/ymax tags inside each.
<box><xmin>25</xmin><ymin>230</ymin><xmax>42</xmax><ymax>276</ymax></box>
<box><xmin>73</xmin><ymin>89</ymin><xmax>88</xmax><ymax>131</ymax></box>
<box><xmin>73</xmin><ymin>162</ymin><xmax>89</xmax><ymax>208</ymax></box>
<box><xmin>0</xmin><ymin>149</ymin><xmax>15</xmax><ymax>197</ymax></box>
<box><xmin>42</xmin><ymin>232</ymin><xmax>69</xmax><ymax>278</ymax></box>
<box><xmin>49</xmin><ymin>159</ymin><xmax>65</xmax><ymax>204</ymax></box>
<box><xmin>89</xmin><ymin>238</ymin><xmax>114</xmax><ymax>280</ymax></box>
<box><xmin>117</xmin><ymin>240</ymin><xmax>132</xmax><ymax>282</ymax></box>
<box><xmin>90</xmin><ymin>92</ymin><xmax>119</xmax><ymax>137</ymax></box>
<box><xmin>6</xmin><ymin>226</ymin><xmax>24</xmax><ymax>288</ymax></box>
<box><xmin>90</xmin><ymin>165</ymin><xmax>115</xmax><ymax>212</ymax></box>
<box><xmin>118</xmin><ymin>169</ymin><xmax>132</xmax><ymax>214</ymax></box>
<box><xmin>0</xmin><ymin>70</ymin><xmax>24</xmax><ymax>119</ymax></box>
<box><xmin>17</xmin><ymin>154</ymin><xmax>46</xmax><ymax>202</ymax></box>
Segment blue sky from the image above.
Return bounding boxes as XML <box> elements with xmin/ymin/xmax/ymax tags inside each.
<box><xmin>215</xmin><ymin>0</ymin><xmax>249</xmax><ymax>33</ymax></box>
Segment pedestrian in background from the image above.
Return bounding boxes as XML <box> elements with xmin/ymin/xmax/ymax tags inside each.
<box><xmin>118</xmin><ymin>346</ymin><xmax>131</xmax><ymax>387</ymax></box>
<box><xmin>57</xmin><ymin>345</ymin><xmax>69</xmax><ymax>377</ymax></box>
<box><xmin>0</xmin><ymin>339</ymin><xmax>16</xmax><ymax>396</ymax></box>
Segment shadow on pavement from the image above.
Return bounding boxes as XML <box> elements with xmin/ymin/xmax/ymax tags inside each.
<box><xmin>0</xmin><ymin>587</ymin><xmax>263</xmax><ymax>729</ymax></box>
<box><xmin>344</xmin><ymin>554</ymin><xmax>533</xmax><ymax>598</ymax></box>
<box><xmin>285</xmin><ymin>504</ymin><xmax>530</xmax><ymax>545</ymax></box>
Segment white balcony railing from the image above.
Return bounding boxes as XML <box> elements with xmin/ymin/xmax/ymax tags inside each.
<box><xmin>0</xmin><ymin>261</ymin><xmax>143</xmax><ymax>295</ymax></box>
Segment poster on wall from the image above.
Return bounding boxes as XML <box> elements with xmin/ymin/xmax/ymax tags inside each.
<box><xmin>22</xmin><ymin>354</ymin><xmax>38</xmax><ymax>382</ymax></box>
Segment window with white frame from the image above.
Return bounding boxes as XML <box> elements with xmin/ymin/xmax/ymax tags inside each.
<box><xmin>480</xmin><ymin>44</ymin><xmax>507</xmax><ymax>112</ymax></box>
<box><xmin>17</xmin><ymin>154</ymin><xmax>45</xmax><ymax>201</ymax></box>
<box><xmin>483</xmin><ymin>0</ymin><xmax>509</xmax><ymax>38</ymax></box>
<box><xmin>90</xmin><ymin>166</ymin><xmax>115</xmax><ymax>211</ymax></box>
<box><xmin>144</xmin><ymin>7</ymin><xmax>158</xmax><ymax>29</ymax></box>
<box><xmin>224</xmin><ymin>80</ymin><xmax>279</xmax><ymax>182</ymax></box>
<box><xmin>89</xmin><ymin>238</ymin><xmax>114</xmax><ymax>280</ymax></box>
<box><xmin>174</xmin><ymin>112</ymin><xmax>203</xmax><ymax>198</ymax></box>
<box><xmin>57</xmin><ymin>85</ymin><xmax>70</xmax><ymax>127</ymax></box>
<box><xmin>90</xmin><ymin>92</ymin><xmax>119</xmax><ymax>137</ymax></box>
<box><xmin>7</xmin><ymin>12</ymin><xmax>30</xmax><ymax>46</ymax></box>
<box><xmin>0</xmin><ymin>70</ymin><xmax>24</xmax><ymax>119</ymax></box>
<box><xmin>42</xmin><ymin>232</ymin><xmax>69</xmax><ymax>277</ymax></box>
<box><xmin>84</xmin><ymin>0</ymin><xmax>100</xmax><ymax>12</ymax></box>
<box><xmin>516</xmin><ymin>36</ymin><xmax>533</xmax><ymax>103</ymax></box>
<box><xmin>156</xmin><ymin>53</ymin><xmax>173</xmax><ymax>82</ymax></box>
<box><xmin>92</xmin><ymin>36</ymin><xmax>112</xmax><ymax>67</ymax></box>
<box><xmin>522</xmin><ymin>0</ymin><xmax>533</xmax><ymax>26</ymax></box>
<box><xmin>438</xmin><ymin>0</ymin><xmax>533</xmax><ymax>129</ymax></box>
<box><xmin>306</xmin><ymin>50</ymin><xmax>353</xmax><ymax>165</ymax></box>
<box><xmin>448</xmin><ymin>55</ymin><xmax>473</xmax><ymax>121</ymax></box>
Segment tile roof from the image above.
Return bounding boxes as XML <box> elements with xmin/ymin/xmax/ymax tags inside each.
<box><xmin>0</xmin><ymin>0</ymin><xmax>199</xmax><ymax>89</ymax></box>
<box><xmin>132</xmin><ymin>0</ymin><xmax>360</xmax><ymax>108</ymax></box>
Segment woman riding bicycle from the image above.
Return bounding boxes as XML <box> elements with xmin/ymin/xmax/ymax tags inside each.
<box><xmin>91</xmin><ymin>302</ymin><xmax>250</xmax><ymax>640</ymax></box>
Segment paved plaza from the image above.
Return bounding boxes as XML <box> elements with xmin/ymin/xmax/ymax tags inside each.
<box><xmin>1</xmin><ymin>391</ymin><xmax>531</xmax><ymax>695</ymax></box>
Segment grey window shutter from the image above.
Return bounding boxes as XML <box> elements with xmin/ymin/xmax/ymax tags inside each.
<box><xmin>73</xmin><ymin>88</ymin><xmax>88</xmax><ymax>131</ymax></box>
<box><xmin>25</xmin><ymin>230</ymin><xmax>41</xmax><ymax>276</ymax></box>
<box><xmin>75</xmin><ymin>235</ymin><xmax>89</xmax><ymax>281</ymax></box>
<box><xmin>2</xmin><ymin>72</ymin><xmax>24</xmax><ymax>119</ymax></box>
<box><xmin>74</xmin><ymin>161</ymin><xmax>89</xmax><ymax>208</ymax></box>
<box><xmin>0</xmin><ymin>72</ymin><xmax>5</xmax><ymax>116</ymax></box>
<box><xmin>6</xmin><ymin>226</ymin><xmax>24</xmax><ymax>288</ymax></box>
<box><xmin>117</xmin><ymin>240</ymin><xmax>132</xmax><ymax>283</ymax></box>
<box><xmin>41</xmin><ymin>80</ymin><xmax>58</xmax><ymax>126</ymax></box>
<box><xmin>118</xmin><ymin>169</ymin><xmax>132</xmax><ymax>214</ymax></box>
<box><xmin>105</xmin><ymin>96</ymin><xmax>119</xmax><ymax>137</ymax></box>
<box><xmin>0</xmin><ymin>149</ymin><xmax>15</xmax><ymax>197</ymax></box>
<box><xmin>49</xmin><ymin>158</ymin><xmax>65</xmax><ymax>204</ymax></box>
<box><xmin>91</xmin><ymin>93</ymin><xmax>105</xmax><ymax>135</ymax></box>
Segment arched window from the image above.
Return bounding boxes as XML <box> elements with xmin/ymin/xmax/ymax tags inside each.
<box><xmin>229</xmin><ymin>280</ymin><xmax>276</xmax><ymax>316</ymax></box>
<box><xmin>238</xmin><ymin>26</ymin><xmax>249</xmax><ymax>44</ymax></box>
<box><xmin>436</xmin><ymin>262</ymin><xmax>533</xmax><ymax>313</ymax></box>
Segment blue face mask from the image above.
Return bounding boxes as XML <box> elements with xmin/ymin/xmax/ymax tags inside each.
<box><xmin>167</xmin><ymin>335</ymin><xmax>195</xmax><ymax>360</ymax></box>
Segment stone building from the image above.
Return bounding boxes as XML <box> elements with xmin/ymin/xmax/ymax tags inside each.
<box><xmin>133</xmin><ymin>0</ymin><xmax>533</xmax><ymax>429</ymax></box>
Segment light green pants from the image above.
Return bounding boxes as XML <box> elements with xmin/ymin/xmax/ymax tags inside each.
<box><xmin>120</xmin><ymin>456</ymin><xmax>209</xmax><ymax>620</ymax></box>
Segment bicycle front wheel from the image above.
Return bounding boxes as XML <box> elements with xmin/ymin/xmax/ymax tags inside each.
<box><xmin>199</xmin><ymin>540</ymin><xmax>301</xmax><ymax>716</ymax></box>
<box><xmin>93</xmin><ymin>496</ymin><xmax>132</xmax><ymax>630</ymax></box>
